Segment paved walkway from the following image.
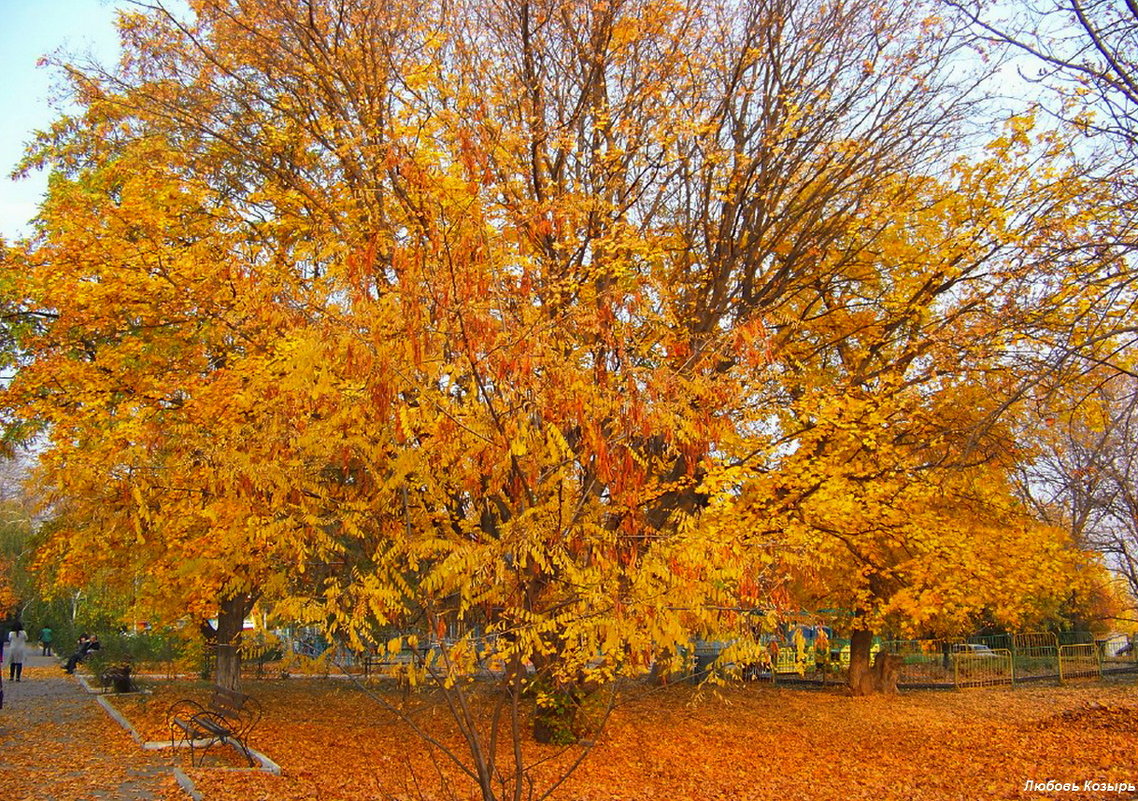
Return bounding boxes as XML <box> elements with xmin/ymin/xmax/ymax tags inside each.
<box><xmin>0</xmin><ymin>653</ymin><xmax>178</xmax><ymax>800</ymax></box>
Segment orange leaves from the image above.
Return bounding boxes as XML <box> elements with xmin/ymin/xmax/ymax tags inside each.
<box><xmin>3</xmin><ymin>669</ymin><xmax>176</xmax><ymax>800</ymax></box>
<box><xmin>102</xmin><ymin>676</ymin><xmax>1138</xmax><ymax>801</ymax></box>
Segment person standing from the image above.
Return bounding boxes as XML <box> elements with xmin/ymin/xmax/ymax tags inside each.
<box><xmin>7</xmin><ymin>623</ymin><xmax>28</xmax><ymax>682</ymax></box>
<box><xmin>40</xmin><ymin>624</ymin><xmax>54</xmax><ymax>656</ymax></box>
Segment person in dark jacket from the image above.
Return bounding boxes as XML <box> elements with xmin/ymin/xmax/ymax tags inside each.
<box><xmin>64</xmin><ymin>633</ymin><xmax>100</xmax><ymax>674</ymax></box>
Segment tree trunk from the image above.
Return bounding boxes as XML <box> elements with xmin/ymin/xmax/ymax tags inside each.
<box><xmin>528</xmin><ymin>628</ymin><xmax>585</xmax><ymax>744</ymax></box>
<box><xmin>848</xmin><ymin>629</ymin><xmax>874</xmax><ymax>695</ymax></box>
<box><xmin>214</xmin><ymin>594</ymin><xmax>251</xmax><ymax>691</ymax></box>
<box><xmin>530</xmin><ymin>651</ymin><xmax>590</xmax><ymax>744</ymax></box>
<box><xmin>847</xmin><ymin>629</ymin><xmax>902</xmax><ymax>695</ymax></box>
<box><xmin>533</xmin><ymin>684</ymin><xmax>587</xmax><ymax>745</ymax></box>
<box><xmin>875</xmin><ymin>650</ymin><xmax>902</xmax><ymax>694</ymax></box>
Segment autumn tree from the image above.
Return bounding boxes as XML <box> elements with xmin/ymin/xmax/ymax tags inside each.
<box><xmin>945</xmin><ymin>0</ymin><xmax>1138</xmax><ymax>632</ymax></box>
<box><xmin>3</xmin><ymin>0</ymin><xmax>1131</xmax><ymax>794</ymax></box>
<box><xmin>1014</xmin><ymin>373</ymin><xmax>1138</xmax><ymax>621</ymax></box>
<box><xmin>6</xmin><ymin>122</ymin><xmax>317</xmax><ymax>687</ymax></box>
<box><xmin>948</xmin><ymin>0</ymin><xmax>1137</xmax><ymax>154</ymax></box>
<box><xmin>708</xmin><ymin>113</ymin><xmax>1128</xmax><ymax>691</ymax></box>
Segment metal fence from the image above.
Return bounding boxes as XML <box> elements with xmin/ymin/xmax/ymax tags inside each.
<box><xmin>1058</xmin><ymin>644</ymin><xmax>1101</xmax><ymax>683</ymax></box>
<box><xmin>954</xmin><ymin>647</ymin><xmax>1015</xmax><ymax>689</ymax></box>
<box><xmin>1011</xmin><ymin>632</ymin><xmax>1060</xmax><ymax>681</ymax></box>
<box><xmin>878</xmin><ymin>631</ymin><xmax>1136</xmax><ymax>690</ymax></box>
<box><xmin>210</xmin><ymin>629</ymin><xmax>1136</xmax><ymax>691</ymax></box>
<box><xmin>888</xmin><ymin>639</ymin><xmax>954</xmax><ymax>686</ymax></box>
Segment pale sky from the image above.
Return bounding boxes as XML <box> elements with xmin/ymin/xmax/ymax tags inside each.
<box><xmin>0</xmin><ymin>0</ymin><xmax>126</xmax><ymax>241</ymax></box>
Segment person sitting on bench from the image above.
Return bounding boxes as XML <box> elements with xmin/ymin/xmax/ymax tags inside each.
<box><xmin>64</xmin><ymin>633</ymin><xmax>100</xmax><ymax>674</ymax></box>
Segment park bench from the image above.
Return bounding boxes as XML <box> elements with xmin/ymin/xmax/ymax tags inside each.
<box><xmin>167</xmin><ymin>684</ymin><xmax>262</xmax><ymax>767</ymax></box>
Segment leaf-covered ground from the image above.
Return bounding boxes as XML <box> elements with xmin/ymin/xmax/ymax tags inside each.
<box><xmin>99</xmin><ymin>674</ymin><xmax>1138</xmax><ymax>801</ymax></box>
<box><xmin>0</xmin><ymin>663</ymin><xmax>180</xmax><ymax>800</ymax></box>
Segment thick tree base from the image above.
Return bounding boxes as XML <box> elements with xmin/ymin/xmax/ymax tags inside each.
<box><xmin>847</xmin><ymin>630</ymin><xmax>903</xmax><ymax>696</ymax></box>
<box><xmin>208</xmin><ymin>594</ymin><xmax>254</xmax><ymax>691</ymax></box>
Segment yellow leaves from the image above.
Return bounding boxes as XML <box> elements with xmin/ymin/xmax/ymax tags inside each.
<box><xmin>6</xmin><ymin>0</ymin><xmax>1126</xmax><ymax>711</ymax></box>
<box><xmin>1007</xmin><ymin>111</ymin><xmax>1038</xmax><ymax>147</ymax></box>
<box><xmin>543</xmin><ymin>423</ymin><xmax>574</xmax><ymax>462</ymax></box>
<box><xmin>0</xmin><ymin>556</ymin><xmax>18</xmax><ymax>616</ymax></box>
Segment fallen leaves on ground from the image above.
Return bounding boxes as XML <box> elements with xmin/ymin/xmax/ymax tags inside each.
<box><xmin>1033</xmin><ymin>701</ymin><xmax>1138</xmax><ymax>733</ymax></box>
<box><xmin>103</xmin><ymin>675</ymin><xmax>1138</xmax><ymax>801</ymax></box>
<box><xmin>0</xmin><ymin>665</ymin><xmax>182</xmax><ymax>801</ymax></box>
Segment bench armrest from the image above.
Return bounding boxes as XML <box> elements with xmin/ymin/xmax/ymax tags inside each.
<box><xmin>167</xmin><ymin>699</ymin><xmax>208</xmax><ymax>730</ymax></box>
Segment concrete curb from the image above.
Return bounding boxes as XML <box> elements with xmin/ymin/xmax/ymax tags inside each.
<box><xmin>173</xmin><ymin>768</ymin><xmax>204</xmax><ymax>801</ymax></box>
<box><xmin>94</xmin><ymin>693</ymin><xmax>145</xmax><ymax>743</ymax></box>
<box><xmin>73</xmin><ymin>670</ymin><xmax>283</xmax><ymax>801</ymax></box>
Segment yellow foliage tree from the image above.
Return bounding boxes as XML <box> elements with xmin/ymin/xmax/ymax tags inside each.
<box><xmin>2</xmin><ymin>0</ymin><xmax>1133</xmax><ymax>795</ymax></box>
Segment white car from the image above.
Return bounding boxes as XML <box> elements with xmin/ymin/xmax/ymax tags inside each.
<box><xmin>952</xmin><ymin>643</ymin><xmax>1000</xmax><ymax>658</ymax></box>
